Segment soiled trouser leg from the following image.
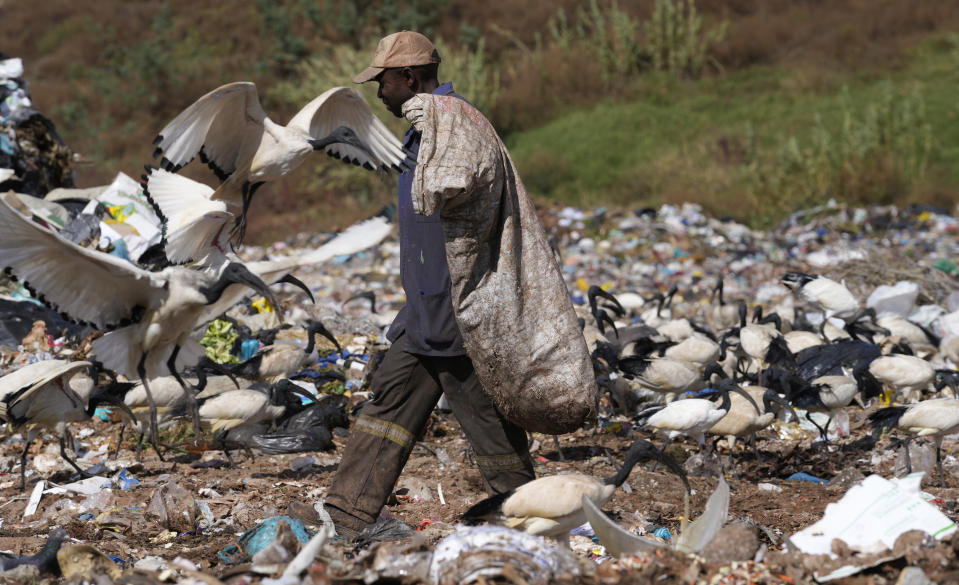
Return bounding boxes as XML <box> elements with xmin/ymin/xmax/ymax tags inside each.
<box><xmin>326</xmin><ymin>334</ymin><xmax>444</xmax><ymax>529</ymax></box>
<box><xmin>326</xmin><ymin>333</ymin><xmax>534</xmax><ymax>530</ymax></box>
<box><xmin>430</xmin><ymin>353</ymin><xmax>534</xmax><ymax>494</ymax></box>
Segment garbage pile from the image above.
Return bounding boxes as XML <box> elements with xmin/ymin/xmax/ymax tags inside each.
<box><xmin>1</xmin><ymin>62</ymin><xmax>959</xmax><ymax>583</ymax></box>
<box><xmin>0</xmin><ymin>54</ymin><xmax>75</xmax><ymax>196</ymax></box>
<box><xmin>0</xmin><ymin>191</ymin><xmax>957</xmax><ymax>583</ymax></box>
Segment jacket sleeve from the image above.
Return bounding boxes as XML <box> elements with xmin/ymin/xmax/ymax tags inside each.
<box><xmin>402</xmin><ymin>94</ymin><xmax>496</xmax><ymax>217</ymax></box>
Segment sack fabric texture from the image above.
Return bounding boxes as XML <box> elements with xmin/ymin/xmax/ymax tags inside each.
<box><xmin>401</xmin><ymin>93</ymin><xmax>596</xmax><ymax>434</ymax></box>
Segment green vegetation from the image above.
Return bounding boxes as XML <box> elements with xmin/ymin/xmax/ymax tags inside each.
<box><xmin>507</xmin><ymin>37</ymin><xmax>959</xmax><ymax>227</ymax></box>
<box><xmin>3</xmin><ymin>0</ymin><xmax>957</xmax><ymax>239</ymax></box>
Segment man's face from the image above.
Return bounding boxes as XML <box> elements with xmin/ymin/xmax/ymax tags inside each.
<box><xmin>376</xmin><ymin>68</ymin><xmax>415</xmax><ymax>118</ymax></box>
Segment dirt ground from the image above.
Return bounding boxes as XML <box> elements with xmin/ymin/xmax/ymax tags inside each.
<box><xmin>1</xmin><ymin>401</ymin><xmax>958</xmax><ymax>584</ymax></box>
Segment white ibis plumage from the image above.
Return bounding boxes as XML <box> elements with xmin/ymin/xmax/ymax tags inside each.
<box><xmin>152</xmin><ymin>83</ymin><xmax>410</xmax><ymax>244</ymax></box>
<box><xmin>460</xmin><ymin>439</ymin><xmax>690</xmax><ymax>543</ymax></box>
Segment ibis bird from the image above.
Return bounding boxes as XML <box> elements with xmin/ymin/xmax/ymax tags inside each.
<box><xmin>226</xmin><ymin>319</ymin><xmax>341</xmax><ymax>384</ymax></box>
<box><xmin>782</xmin><ymin>272</ymin><xmax>860</xmax><ymax>323</ymax></box>
<box><xmin>708</xmin><ymin>277</ymin><xmax>742</xmax><ymax>331</ymax></box>
<box><xmin>876</xmin><ymin>315</ymin><xmax>939</xmax><ymax>356</ymax></box>
<box><xmin>635</xmin><ymin>378</ymin><xmax>760</xmax><ymax>459</ymax></box>
<box><xmin>663</xmin><ymin>333</ymin><xmax>722</xmax><ymax>366</ymax></box>
<box><xmin>0</xmin><ymin>360</ymin><xmax>134</xmax><ymax>490</ymax></box>
<box><xmin>783</xmin><ymin>329</ymin><xmax>824</xmax><ymax>354</ymax></box>
<box><xmin>870</xmin><ymin>398</ymin><xmax>959</xmax><ymax>486</ymax></box>
<box><xmin>868</xmin><ymin>353</ymin><xmax>935</xmax><ymax>402</ymax></box>
<box><xmin>197</xmin><ymin>379</ymin><xmax>312</xmax><ymax>464</ymax></box>
<box><xmin>152</xmin><ymin>83</ymin><xmax>410</xmax><ymax>244</ymax></box>
<box><xmin>707</xmin><ymin>385</ymin><xmax>794</xmax><ymax>452</ymax></box>
<box><xmin>617</xmin><ymin>355</ymin><xmax>709</xmax><ymax>398</ymax></box>
<box><xmin>461</xmin><ymin>439</ymin><xmax>690</xmax><ymax>543</ymax></box>
<box><xmin>0</xmin><ymin>191</ymin><xmax>286</xmax><ymax>449</ymax></box>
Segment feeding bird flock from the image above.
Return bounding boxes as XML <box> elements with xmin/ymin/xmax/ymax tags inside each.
<box><xmin>1</xmin><ymin>96</ymin><xmax>959</xmax><ymax>581</ymax></box>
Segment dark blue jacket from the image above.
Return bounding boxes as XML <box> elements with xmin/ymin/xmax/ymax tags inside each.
<box><xmin>386</xmin><ymin>82</ymin><xmax>466</xmax><ymax>356</ymax></box>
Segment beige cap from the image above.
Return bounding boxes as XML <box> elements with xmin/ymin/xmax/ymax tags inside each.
<box><xmin>353</xmin><ymin>31</ymin><xmax>441</xmax><ymax>84</ymax></box>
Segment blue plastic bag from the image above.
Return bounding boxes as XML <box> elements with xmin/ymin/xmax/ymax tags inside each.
<box><xmin>218</xmin><ymin>516</ymin><xmax>314</xmax><ymax>565</ymax></box>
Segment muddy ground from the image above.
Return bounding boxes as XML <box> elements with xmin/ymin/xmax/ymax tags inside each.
<box><xmin>1</xmin><ymin>401</ymin><xmax>958</xmax><ymax>584</ymax></box>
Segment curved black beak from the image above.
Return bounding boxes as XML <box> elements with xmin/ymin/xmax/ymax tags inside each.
<box><xmin>306</xmin><ymin>319</ymin><xmax>342</xmax><ymax>354</ymax></box>
<box><xmin>588</xmin><ymin>285</ymin><xmax>625</xmax><ymax>317</ymax></box>
<box><xmin>276</xmin><ymin>274</ymin><xmax>314</xmax><ymax>304</ymax></box>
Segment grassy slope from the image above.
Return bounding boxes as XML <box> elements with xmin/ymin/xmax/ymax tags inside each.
<box><xmin>506</xmin><ymin>37</ymin><xmax>959</xmax><ymax>226</ymax></box>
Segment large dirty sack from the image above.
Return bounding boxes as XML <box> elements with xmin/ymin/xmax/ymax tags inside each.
<box><xmin>402</xmin><ymin>93</ymin><xmax>595</xmax><ymax>434</ymax></box>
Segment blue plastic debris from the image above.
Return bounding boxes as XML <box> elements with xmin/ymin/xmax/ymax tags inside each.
<box><xmin>240</xmin><ymin>339</ymin><xmax>260</xmax><ymax>361</ymax></box>
<box><xmin>786</xmin><ymin>472</ymin><xmax>826</xmax><ymax>484</ymax></box>
<box><xmin>653</xmin><ymin>527</ymin><xmax>672</xmax><ymax>540</ymax></box>
<box><xmin>107</xmin><ymin>238</ymin><xmax>130</xmax><ymax>261</ymax></box>
<box><xmin>93</xmin><ymin>407</ymin><xmax>113</xmax><ymax>422</ymax></box>
<box><xmin>569</xmin><ymin>523</ymin><xmax>595</xmax><ymax>537</ymax></box>
<box><xmin>115</xmin><ymin>468</ymin><xmax>140</xmax><ymax>490</ymax></box>
<box><xmin>218</xmin><ymin>516</ymin><xmax>314</xmax><ymax>565</ymax></box>
<box><xmin>78</xmin><ymin>513</ymin><xmax>94</xmax><ymax>521</ymax></box>
<box><xmin>107</xmin><ymin>554</ymin><xmax>124</xmax><ymax>564</ymax></box>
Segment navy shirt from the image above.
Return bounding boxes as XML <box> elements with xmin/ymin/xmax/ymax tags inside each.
<box><xmin>386</xmin><ymin>82</ymin><xmax>466</xmax><ymax>356</ymax></box>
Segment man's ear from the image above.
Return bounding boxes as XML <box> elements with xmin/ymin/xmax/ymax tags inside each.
<box><xmin>402</xmin><ymin>67</ymin><xmax>418</xmax><ymax>91</ymax></box>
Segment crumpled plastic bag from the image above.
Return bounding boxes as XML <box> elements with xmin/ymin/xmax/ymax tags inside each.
<box><xmin>146</xmin><ymin>481</ymin><xmax>196</xmax><ymax>532</ymax></box>
<box><xmin>218</xmin><ymin>516</ymin><xmax>314</xmax><ymax>566</ymax></box>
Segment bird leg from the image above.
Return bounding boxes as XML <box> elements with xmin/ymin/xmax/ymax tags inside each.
<box><xmin>59</xmin><ymin>436</ymin><xmax>92</xmax><ymax>479</ymax></box>
<box><xmin>902</xmin><ymin>436</ymin><xmax>913</xmax><ymax>476</ymax></box>
<box><xmin>112</xmin><ymin>423</ymin><xmax>126</xmax><ymax>459</ymax></box>
<box><xmin>552</xmin><ymin>435</ymin><xmax>566</xmax><ymax>461</ymax></box>
<box><xmin>136</xmin><ymin>352</ymin><xmax>165</xmax><ymax>461</ymax></box>
<box><xmin>19</xmin><ymin>435</ymin><xmax>33</xmax><ymax>492</ymax></box>
<box><xmin>167</xmin><ymin>345</ymin><xmax>202</xmax><ymax>434</ymax></box>
<box><xmin>936</xmin><ymin>437</ymin><xmax>946</xmax><ymax>487</ymax></box>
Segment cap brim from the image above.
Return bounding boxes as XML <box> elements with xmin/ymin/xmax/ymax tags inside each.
<box><xmin>352</xmin><ymin>66</ymin><xmax>384</xmax><ymax>84</ymax></box>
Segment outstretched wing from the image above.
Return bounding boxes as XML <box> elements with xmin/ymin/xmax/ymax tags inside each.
<box><xmin>0</xmin><ymin>192</ymin><xmax>163</xmax><ymax>329</ymax></box>
<box><xmin>143</xmin><ymin>168</ymin><xmax>232</xmax><ymax>264</ymax></box>
<box><xmin>287</xmin><ymin>86</ymin><xmax>410</xmax><ymax>173</ymax></box>
<box><xmin>152</xmin><ymin>82</ymin><xmax>267</xmax><ymax>180</ymax></box>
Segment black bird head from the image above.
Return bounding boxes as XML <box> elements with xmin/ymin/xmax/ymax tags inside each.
<box><xmin>344</xmin><ymin>290</ymin><xmax>377</xmax><ymax>314</ymax></box>
<box><xmin>604</xmin><ymin>439</ymin><xmax>691</xmax><ymax>494</ymax></box>
<box><xmin>309</xmin><ymin>126</ymin><xmax>376</xmax><ymax>163</ymax></box>
<box><xmin>305</xmin><ymin>319</ymin><xmax>342</xmax><ymax>354</ymax></box>
<box><xmin>202</xmin><ymin>263</ymin><xmax>283</xmax><ymax>320</ymax></box>
<box><xmin>592</xmin><ymin>306</ymin><xmax>617</xmax><ymax>336</ymax></box>
<box><xmin>781</xmin><ymin>272</ymin><xmax>816</xmax><ymax>292</ymax></box>
<box><xmin>86</xmin><ymin>381</ymin><xmax>137</xmax><ymax>421</ymax></box>
<box><xmin>588</xmin><ymin>286</ymin><xmax>625</xmax><ymax>317</ymax></box>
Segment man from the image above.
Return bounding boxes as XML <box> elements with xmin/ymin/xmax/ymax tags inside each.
<box><xmin>325</xmin><ymin>31</ymin><xmax>536</xmax><ymax>540</ymax></box>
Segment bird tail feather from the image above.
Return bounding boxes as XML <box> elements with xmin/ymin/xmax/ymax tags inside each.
<box><xmin>461</xmin><ymin>490</ymin><xmax>514</xmax><ymax>523</ymax></box>
<box><xmin>868</xmin><ymin>406</ymin><xmax>907</xmax><ymax>439</ymax></box>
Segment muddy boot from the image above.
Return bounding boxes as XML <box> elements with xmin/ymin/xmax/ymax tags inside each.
<box><xmin>326</xmin><ymin>505</ymin><xmax>369</xmax><ymax>542</ymax></box>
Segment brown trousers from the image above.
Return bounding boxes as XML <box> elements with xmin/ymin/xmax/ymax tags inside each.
<box><xmin>326</xmin><ymin>333</ymin><xmax>534</xmax><ymax>527</ymax></box>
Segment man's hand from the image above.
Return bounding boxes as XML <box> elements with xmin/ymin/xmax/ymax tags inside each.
<box><xmin>402</xmin><ymin>94</ymin><xmax>428</xmax><ymax>133</ymax></box>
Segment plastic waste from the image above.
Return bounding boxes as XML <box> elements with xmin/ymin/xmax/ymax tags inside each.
<box><xmin>867</xmin><ymin>281</ymin><xmax>919</xmax><ymax>317</ymax></box>
<box><xmin>428</xmin><ymin>526</ymin><xmax>581</xmax><ymax>585</ymax></box>
<box><xmin>786</xmin><ymin>472</ymin><xmax>826</xmax><ymax>484</ymax></box>
<box><xmin>57</xmin><ymin>544</ymin><xmax>121</xmax><ymax>580</ymax></box>
<box><xmin>146</xmin><ymin>480</ymin><xmax>196</xmax><ymax>532</ymax></box>
<box><xmin>219</xmin><ymin>516</ymin><xmax>314</xmax><ymax>565</ymax></box>
<box><xmin>583</xmin><ymin>477</ymin><xmax>729</xmax><ymax>556</ymax></box>
<box><xmin>790</xmin><ymin>473</ymin><xmax>956</xmax><ymax>573</ymax></box>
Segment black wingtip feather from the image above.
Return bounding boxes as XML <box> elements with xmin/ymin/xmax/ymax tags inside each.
<box><xmin>461</xmin><ymin>490</ymin><xmax>514</xmax><ymax>523</ymax></box>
